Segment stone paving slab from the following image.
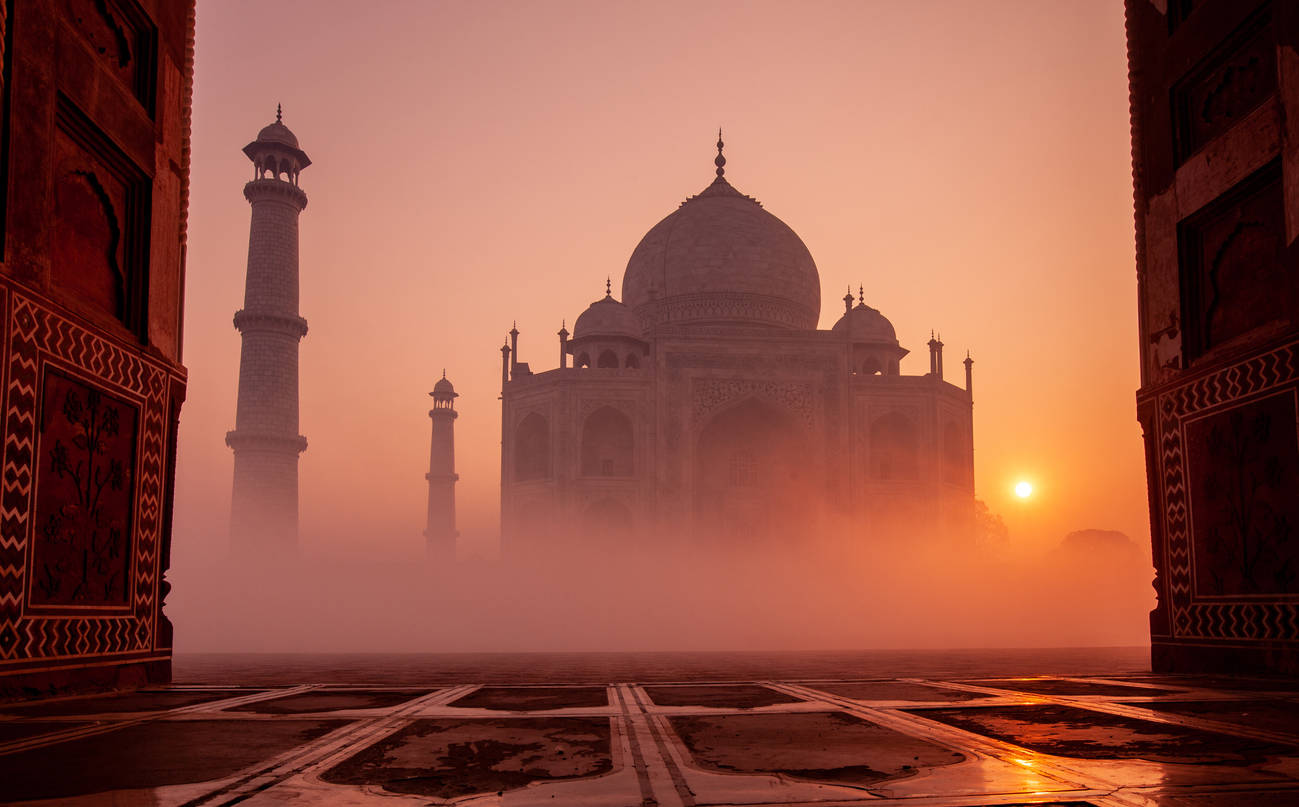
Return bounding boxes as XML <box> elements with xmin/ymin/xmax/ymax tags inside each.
<box><xmin>448</xmin><ymin>685</ymin><xmax>609</xmax><ymax>711</ymax></box>
<box><xmin>905</xmin><ymin>703</ymin><xmax>1295</xmax><ymax>762</ymax></box>
<box><xmin>0</xmin><ymin>718</ymin><xmax>342</xmax><ymax>802</ymax></box>
<box><xmin>0</xmin><ymin>688</ymin><xmax>255</xmax><ymax>716</ymax></box>
<box><xmin>811</xmin><ymin>681</ymin><xmax>987</xmax><ymax>702</ymax></box>
<box><xmin>0</xmin><ymin>676</ymin><xmax>1297</xmax><ymax>805</ymax></box>
<box><xmin>643</xmin><ymin>683</ymin><xmax>803</xmax><ymax>709</ymax></box>
<box><xmin>971</xmin><ymin>679</ymin><xmax>1181</xmax><ymax>697</ymax></box>
<box><xmin>321</xmin><ymin>717</ymin><xmax>613</xmax><ymax>799</ymax></box>
<box><xmin>229</xmin><ymin>688</ymin><xmax>433</xmax><ymax>714</ymax></box>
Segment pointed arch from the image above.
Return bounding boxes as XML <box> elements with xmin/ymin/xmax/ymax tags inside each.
<box><xmin>597</xmin><ymin>349</ymin><xmax>619</xmax><ymax>368</ymax></box>
<box><xmin>582</xmin><ymin>405</ymin><xmax>634</xmax><ymax>477</ymax></box>
<box><xmin>513</xmin><ymin>412</ymin><xmax>550</xmax><ymax>481</ymax></box>
<box><xmin>871</xmin><ymin>412</ymin><xmax>918</xmax><ymax>480</ymax></box>
<box><xmin>942</xmin><ymin>421</ymin><xmax>968</xmax><ymax>485</ymax></box>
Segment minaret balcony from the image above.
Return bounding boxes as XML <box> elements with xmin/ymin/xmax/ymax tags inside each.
<box><xmin>243</xmin><ymin>178</ymin><xmax>308</xmax><ymax>209</ymax></box>
<box><xmin>225</xmin><ymin>430</ymin><xmax>308</xmax><ymax>454</ymax></box>
<box><xmin>233</xmin><ymin>309</ymin><xmax>309</xmax><ymax>338</ymax></box>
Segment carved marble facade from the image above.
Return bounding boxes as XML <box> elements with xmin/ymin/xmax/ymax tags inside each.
<box><xmin>499</xmin><ymin>148</ymin><xmax>974</xmax><ymax>553</ymax></box>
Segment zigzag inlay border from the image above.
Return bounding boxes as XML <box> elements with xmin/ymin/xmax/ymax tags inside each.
<box><xmin>1154</xmin><ymin>340</ymin><xmax>1299</xmax><ymax>643</ymax></box>
<box><xmin>0</xmin><ymin>282</ymin><xmax>181</xmax><ymax>670</ymax></box>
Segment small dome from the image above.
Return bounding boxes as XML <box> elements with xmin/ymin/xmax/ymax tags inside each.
<box><xmin>833</xmin><ymin>302</ymin><xmax>897</xmax><ymax>343</ymax></box>
<box><xmin>573</xmin><ymin>293</ymin><xmax>643</xmax><ymax>341</ymax></box>
<box><xmin>432</xmin><ymin>374</ymin><xmax>456</xmax><ymax>396</ymax></box>
<box><xmin>256</xmin><ymin>121</ymin><xmax>299</xmax><ymax>149</ymax></box>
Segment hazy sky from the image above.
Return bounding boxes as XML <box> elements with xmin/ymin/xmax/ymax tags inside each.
<box><xmin>175</xmin><ymin>0</ymin><xmax>1140</xmax><ymax>565</ymax></box>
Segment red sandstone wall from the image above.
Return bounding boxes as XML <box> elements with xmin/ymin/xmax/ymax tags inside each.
<box><xmin>0</xmin><ymin>0</ymin><xmax>194</xmax><ymax>698</ymax></box>
<box><xmin>1128</xmin><ymin>0</ymin><xmax>1299</xmax><ymax>675</ymax></box>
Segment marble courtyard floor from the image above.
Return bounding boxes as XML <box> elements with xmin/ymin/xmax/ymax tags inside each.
<box><xmin>2</xmin><ymin>674</ymin><xmax>1299</xmax><ymax>805</ymax></box>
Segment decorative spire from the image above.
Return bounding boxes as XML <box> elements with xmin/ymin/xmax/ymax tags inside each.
<box><xmin>843</xmin><ymin>286</ymin><xmax>854</xmax><ymax>313</ymax></box>
<box><xmin>858</xmin><ymin>285</ymin><xmax>864</xmax><ymax>305</ymax></box>
<box><xmin>442</xmin><ymin>368</ymin><xmax>446</xmax><ymax>379</ymax></box>
<box><xmin>605</xmin><ymin>276</ymin><xmax>612</xmax><ymax>297</ymax></box>
<box><xmin>715</xmin><ymin>128</ymin><xmax>726</xmax><ymax>178</ymax></box>
<box><xmin>276</xmin><ymin>103</ymin><xmax>282</xmax><ymax>124</ymax></box>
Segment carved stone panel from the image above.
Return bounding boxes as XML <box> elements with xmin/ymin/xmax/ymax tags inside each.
<box><xmin>1147</xmin><ymin>339</ymin><xmax>1299</xmax><ymax>643</ymax></box>
<box><xmin>692</xmin><ymin>379</ymin><xmax>813</xmax><ymax>428</ymax></box>
<box><xmin>1178</xmin><ymin>161</ymin><xmax>1288</xmax><ymax>361</ymax></box>
<box><xmin>65</xmin><ymin>0</ymin><xmax>157</xmax><ymax>112</ymax></box>
<box><xmin>0</xmin><ymin>280</ymin><xmax>179</xmax><ymax>664</ymax></box>
<box><xmin>52</xmin><ymin>98</ymin><xmax>150</xmax><ymax>339</ymax></box>
<box><xmin>1185</xmin><ymin>390</ymin><xmax>1299</xmax><ymax>597</ymax></box>
<box><xmin>1173</xmin><ymin>10</ymin><xmax>1276</xmax><ymax>163</ymax></box>
<box><xmin>28</xmin><ymin>367</ymin><xmax>139</xmax><ymax>609</ymax></box>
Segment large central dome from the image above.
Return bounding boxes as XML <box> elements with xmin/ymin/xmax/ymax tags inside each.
<box><xmin>621</xmin><ymin>157</ymin><xmax>821</xmax><ymax>330</ymax></box>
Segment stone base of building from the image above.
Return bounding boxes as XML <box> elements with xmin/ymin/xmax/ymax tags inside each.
<box><xmin>0</xmin><ymin>657</ymin><xmax>171</xmax><ymax>703</ymax></box>
<box><xmin>1152</xmin><ymin>638</ymin><xmax>1299</xmax><ymax>677</ymax></box>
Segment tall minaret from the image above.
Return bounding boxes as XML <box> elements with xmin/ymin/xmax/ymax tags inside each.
<box><xmin>226</xmin><ymin>106</ymin><xmax>310</xmax><ymax>551</ymax></box>
<box><xmin>425</xmin><ymin>371</ymin><xmax>459</xmax><ymax>560</ymax></box>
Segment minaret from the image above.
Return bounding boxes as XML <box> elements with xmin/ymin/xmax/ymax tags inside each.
<box><xmin>964</xmin><ymin>351</ymin><xmax>974</xmax><ymax>398</ymax></box>
<box><xmin>226</xmin><ymin>106</ymin><xmax>310</xmax><ymax>551</ymax></box>
<box><xmin>425</xmin><ymin>371</ymin><xmax>459</xmax><ymax>560</ymax></box>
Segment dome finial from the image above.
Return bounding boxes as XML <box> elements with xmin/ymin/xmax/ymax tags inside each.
<box><xmin>441</xmin><ymin>368</ymin><xmax>446</xmax><ymax>379</ymax></box>
<box><xmin>605</xmin><ymin>276</ymin><xmax>612</xmax><ymax>297</ymax></box>
<box><xmin>858</xmin><ymin>285</ymin><xmax>864</xmax><ymax>305</ymax></box>
<box><xmin>276</xmin><ymin>103</ymin><xmax>282</xmax><ymax>124</ymax></box>
<box><xmin>714</xmin><ymin>128</ymin><xmax>726</xmax><ymax>178</ymax></box>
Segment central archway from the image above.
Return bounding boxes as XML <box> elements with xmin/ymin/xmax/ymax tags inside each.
<box><xmin>693</xmin><ymin>398</ymin><xmax>807</xmax><ymax>541</ymax></box>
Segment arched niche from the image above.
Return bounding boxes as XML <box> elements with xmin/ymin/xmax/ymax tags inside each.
<box><xmin>581</xmin><ymin>406</ymin><xmax>633</xmax><ymax>477</ymax></box>
<box><xmin>870</xmin><ymin>411</ymin><xmax>919</xmax><ymax>480</ymax></box>
<box><xmin>942</xmin><ymin>421</ymin><xmax>967</xmax><ymax>485</ymax></box>
<box><xmin>597</xmin><ymin>349</ymin><xmax>619</xmax><ymax>368</ymax></box>
<box><xmin>513</xmin><ymin>412</ymin><xmax>550</xmax><ymax>481</ymax></box>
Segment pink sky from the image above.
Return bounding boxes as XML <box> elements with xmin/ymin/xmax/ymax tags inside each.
<box><xmin>174</xmin><ymin>0</ymin><xmax>1141</xmax><ymax>569</ymax></box>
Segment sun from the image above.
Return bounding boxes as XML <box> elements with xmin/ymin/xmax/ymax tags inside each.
<box><xmin>1014</xmin><ymin>480</ymin><xmax>1033</xmax><ymax>499</ymax></box>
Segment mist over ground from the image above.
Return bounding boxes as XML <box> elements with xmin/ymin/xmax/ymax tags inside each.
<box><xmin>169</xmin><ymin>521</ymin><xmax>1151</xmax><ymax>654</ymax></box>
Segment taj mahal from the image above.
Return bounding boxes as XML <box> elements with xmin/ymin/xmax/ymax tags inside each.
<box><xmin>493</xmin><ymin>135</ymin><xmax>976</xmax><ymax>553</ymax></box>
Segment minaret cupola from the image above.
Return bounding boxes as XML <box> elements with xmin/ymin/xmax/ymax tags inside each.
<box><xmin>243</xmin><ymin>104</ymin><xmax>311</xmax><ymax>186</ymax></box>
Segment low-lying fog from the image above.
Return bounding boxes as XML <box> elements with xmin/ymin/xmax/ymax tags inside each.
<box><xmin>168</xmin><ymin>522</ymin><xmax>1152</xmax><ymax>654</ymax></box>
